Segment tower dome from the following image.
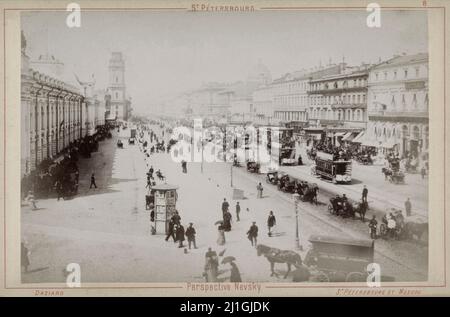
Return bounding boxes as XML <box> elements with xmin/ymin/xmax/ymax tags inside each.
<box><xmin>247</xmin><ymin>61</ymin><xmax>272</xmax><ymax>86</ymax></box>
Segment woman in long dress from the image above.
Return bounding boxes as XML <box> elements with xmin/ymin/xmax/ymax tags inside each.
<box><xmin>229</xmin><ymin>262</ymin><xmax>242</xmax><ymax>282</ymax></box>
<box><xmin>217</xmin><ymin>224</ymin><xmax>226</xmax><ymax>245</ymax></box>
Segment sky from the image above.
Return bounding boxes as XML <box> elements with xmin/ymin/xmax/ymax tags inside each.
<box><xmin>21</xmin><ymin>10</ymin><xmax>428</xmax><ymax>115</ymax></box>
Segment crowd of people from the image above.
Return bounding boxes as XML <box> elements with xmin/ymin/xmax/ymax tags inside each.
<box><xmin>21</xmin><ymin>124</ymin><xmax>114</xmax><ymax>204</ymax></box>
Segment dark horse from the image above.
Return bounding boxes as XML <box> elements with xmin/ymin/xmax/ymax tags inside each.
<box><xmin>256</xmin><ymin>244</ymin><xmax>302</xmax><ymax>278</ymax></box>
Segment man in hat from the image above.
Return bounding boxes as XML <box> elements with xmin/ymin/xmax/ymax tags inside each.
<box><xmin>185</xmin><ymin>222</ymin><xmax>197</xmax><ymax>249</ymax></box>
<box><xmin>368</xmin><ymin>215</ymin><xmax>378</xmax><ymax>239</ymax></box>
<box><xmin>176</xmin><ymin>223</ymin><xmax>185</xmax><ymax>248</ymax></box>
<box><xmin>235</xmin><ymin>202</ymin><xmax>241</xmax><ymax>222</ymax></box>
<box><xmin>405</xmin><ymin>198</ymin><xmax>412</xmax><ymax>217</ymax></box>
<box><xmin>89</xmin><ymin>172</ymin><xmax>97</xmax><ymax>189</ymax></box>
<box><xmin>256</xmin><ymin>183</ymin><xmax>263</xmax><ymax>198</ymax></box>
<box><xmin>267</xmin><ymin>211</ymin><xmax>276</xmax><ymax>237</ymax></box>
<box><xmin>362</xmin><ymin>185</ymin><xmax>368</xmax><ymax>203</ymax></box>
<box><xmin>247</xmin><ymin>222</ymin><xmax>259</xmax><ymax>247</ymax></box>
<box><xmin>221</xmin><ymin>198</ymin><xmax>229</xmax><ymax>216</ymax></box>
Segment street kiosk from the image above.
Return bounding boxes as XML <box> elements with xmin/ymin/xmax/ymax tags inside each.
<box><xmin>151</xmin><ymin>184</ymin><xmax>178</xmax><ymax>235</ymax></box>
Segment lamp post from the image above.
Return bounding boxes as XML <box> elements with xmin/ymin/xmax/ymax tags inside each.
<box><xmin>293</xmin><ymin>193</ymin><xmax>303</xmax><ymax>251</ymax></box>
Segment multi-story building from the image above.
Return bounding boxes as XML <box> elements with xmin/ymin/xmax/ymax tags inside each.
<box><xmin>307</xmin><ymin>63</ymin><xmax>369</xmax><ymax>128</ymax></box>
<box><xmin>272</xmin><ymin>71</ymin><xmax>311</xmax><ymax>123</ymax></box>
<box><xmin>107</xmin><ymin>52</ymin><xmax>132</xmax><ymax>121</ymax></box>
<box><xmin>21</xmin><ymin>32</ymin><xmax>84</xmax><ymax>175</ymax></box>
<box><xmin>365</xmin><ymin>53</ymin><xmax>428</xmax><ymax>158</ymax></box>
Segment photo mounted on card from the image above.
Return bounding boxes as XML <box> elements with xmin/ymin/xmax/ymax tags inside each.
<box><xmin>0</xmin><ymin>0</ymin><xmax>448</xmax><ymax>297</ymax></box>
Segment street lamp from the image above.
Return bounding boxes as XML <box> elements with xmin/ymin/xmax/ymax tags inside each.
<box><xmin>292</xmin><ymin>193</ymin><xmax>303</xmax><ymax>251</ymax></box>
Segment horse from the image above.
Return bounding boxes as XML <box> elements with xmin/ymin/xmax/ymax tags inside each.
<box><xmin>352</xmin><ymin>200</ymin><xmax>368</xmax><ymax>222</ymax></box>
<box><xmin>256</xmin><ymin>244</ymin><xmax>302</xmax><ymax>279</ymax></box>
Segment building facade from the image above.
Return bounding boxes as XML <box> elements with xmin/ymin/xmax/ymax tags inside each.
<box><xmin>307</xmin><ymin>63</ymin><xmax>369</xmax><ymax>129</ymax></box>
<box><xmin>366</xmin><ymin>53</ymin><xmax>429</xmax><ymax>158</ymax></box>
<box><xmin>21</xmin><ymin>32</ymin><xmax>85</xmax><ymax>175</ymax></box>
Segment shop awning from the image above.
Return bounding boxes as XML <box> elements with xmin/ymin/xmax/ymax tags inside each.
<box><xmin>351</xmin><ymin>131</ymin><xmax>365</xmax><ymax>143</ymax></box>
<box><xmin>381</xmin><ymin>140</ymin><xmax>397</xmax><ymax>148</ymax></box>
<box><xmin>342</xmin><ymin>132</ymin><xmax>360</xmax><ymax>142</ymax></box>
<box><xmin>361</xmin><ymin>139</ymin><xmax>380</xmax><ymax>147</ymax></box>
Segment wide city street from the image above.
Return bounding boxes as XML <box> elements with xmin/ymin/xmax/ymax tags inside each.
<box><xmin>21</xmin><ymin>126</ymin><xmax>428</xmax><ymax>283</ymax></box>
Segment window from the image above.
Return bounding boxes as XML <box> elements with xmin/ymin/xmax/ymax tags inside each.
<box><xmin>393</xmin><ymin>71</ymin><xmax>397</xmax><ymax>79</ymax></box>
<box><xmin>415</xmin><ymin>67</ymin><xmax>420</xmax><ymax>77</ymax></box>
<box><xmin>424</xmin><ymin>93</ymin><xmax>429</xmax><ymax>108</ymax></box>
<box><xmin>412</xmin><ymin>94</ymin><xmax>417</xmax><ymax>108</ymax></box>
<box><xmin>402</xmin><ymin>94</ymin><xmax>406</xmax><ymax>108</ymax></box>
<box><xmin>116</xmin><ymin>76</ymin><xmax>118</xmax><ymax>83</ymax></box>
<box><xmin>116</xmin><ymin>92</ymin><xmax>119</xmax><ymax>99</ymax></box>
<box><xmin>375</xmin><ymin>73</ymin><xmax>379</xmax><ymax>81</ymax></box>
<box><xmin>404</xmin><ymin>69</ymin><xmax>408</xmax><ymax>78</ymax></box>
<box><xmin>384</xmin><ymin>72</ymin><xmax>387</xmax><ymax>80</ymax></box>
<box><xmin>391</xmin><ymin>95</ymin><xmax>396</xmax><ymax>108</ymax></box>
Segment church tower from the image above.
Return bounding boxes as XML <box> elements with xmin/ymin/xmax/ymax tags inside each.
<box><xmin>108</xmin><ymin>52</ymin><xmax>127</xmax><ymax>120</ymax></box>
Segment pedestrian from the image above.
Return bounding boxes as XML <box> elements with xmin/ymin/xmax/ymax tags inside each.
<box><xmin>217</xmin><ymin>224</ymin><xmax>226</xmax><ymax>246</ymax></box>
<box><xmin>223</xmin><ymin>210</ymin><xmax>232</xmax><ymax>232</ymax></box>
<box><xmin>26</xmin><ymin>191</ymin><xmax>38</xmax><ymax>210</ymax></box>
<box><xmin>267</xmin><ymin>211</ymin><xmax>276</xmax><ymax>237</ymax></box>
<box><xmin>21</xmin><ymin>242</ymin><xmax>30</xmax><ymax>273</ymax></box>
<box><xmin>362</xmin><ymin>185</ymin><xmax>368</xmax><ymax>203</ymax></box>
<box><xmin>171</xmin><ymin>211</ymin><xmax>181</xmax><ymax>225</ymax></box>
<box><xmin>235</xmin><ymin>202</ymin><xmax>241</xmax><ymax>222</ymax></box>
<box><xmin>165</xmin><ymin>219</ymin><xmax>176</xmax><ymax>242</ymax></box>
<box><xmin>89</xmin><ymin>173</ymin><xmax>97</xmax><ymax>189</ymax></box>
<box><xmin>405</xmin><ymin>198</ymin><xmax>412</xmax><ymax>217</ymax></box>
<box><xmin>185</xmin><ymin>222</ymin><xmax>197</xmax><ymax>249</ymax></box>
<box><xmin>368</xmin><ymin>215</ymin><xmax>378</xmax><ymax>239</ymax></box>
<box><xmin>221</xmin><ymin>198</ymin><xmax>229</xmax><ymax>215</ymax></box>
<box><xmin>247</xmin><ymin>222</ymin><xmax>258</xmax><ymax>246</ymax></box>
<box><xmin>256</xmin><ymin>183</ymin><xmax>263</xmax><ymax>198</ymax></box>
<box><xmin>176</xmin><ymin>224</ymin><xmax>185</xmax><ymax>248</ymax></box>
<box><xmin>229</xmin><ymin>261</ymin><xmax>242</xmax><ymax>282</ymax></box>
<box><xmin>55</xmin><ymin>180</ymin><xmax>63</xmax><ymax>201</ymax></box>
<box><xmin>421</xmin><ymin>166</ymin><xmax>426</xmax><ymax>179</ymax></box>
<box><xmin>149</xmin><ymin>166</ymin><xmax>154</xmax><ymax>178</ymax></box>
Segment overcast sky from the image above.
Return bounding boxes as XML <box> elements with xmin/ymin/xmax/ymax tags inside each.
<box><xmin>22</xmin><ymin>10</ymin><xmax>428</xmax><ymax>114</ymax></box>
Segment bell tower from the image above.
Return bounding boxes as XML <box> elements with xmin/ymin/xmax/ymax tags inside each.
<box><xmin>108</xmin><ymin>52</ymin><xmax>126</xmax><ymax>119</ymax></box>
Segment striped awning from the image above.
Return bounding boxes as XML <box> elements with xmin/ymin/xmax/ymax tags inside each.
<box><xmin>350</xmin><ymin>131</ymin><xmax>365</xmax><ymax>143</ymax></box>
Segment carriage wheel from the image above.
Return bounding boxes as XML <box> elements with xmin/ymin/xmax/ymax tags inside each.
<box><xmin>327</xmin><ymin>204</ymin><xmax>334</xmax><ymax>215</ymax></box>
<box><xmin>345</xmin><ymin>272</ymin><xmax>366</xmax><ymax>282</ymax></box>
<box><xmin>312</xmin><ymin>271</ymin><xmax>330</xmax><ymax>282</ymax></box>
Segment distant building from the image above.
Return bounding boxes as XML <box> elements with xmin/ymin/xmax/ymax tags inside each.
<box><xmin>365</xmin><ymin>53</ymin><xmax>429</xmax><ymax>158</ymax></box>
<box><xmin>107</xmin><ymin>52</ymin><xmax>132</xmax><ymax>121</ymax></box>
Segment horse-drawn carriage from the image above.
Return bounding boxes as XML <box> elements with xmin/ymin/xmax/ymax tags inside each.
<box><xmin>328</xmin><ymin>196</ymin><xmax>367</xmax><ymax>221</ymax></box>
<box><xmin>378</xmin><ymin>209</ymin><xmax>427</xmax><ymax>241</ymax></box>
<box><xmin>128</xmin><ymin>137</ymin><xmax>135</xmax><ymax>145</ymax></box>
<box><xmin>382</xmin><ymin>168</ymin><xmax>405</xmax><ymax>184</ymax></box>
<box><xmin>295</xmin><ymin>181</ymin><xmax>318</xmax><ymax>204</ymax></box>
<box><xmin>277</xmin><ymin>174</ymin><xmax>296</xmax><ymax>193</ymax></box>
<box><xmin>266</xmin><ymin>171</ymin><xmax>281</xmax><ymax>185</ymax></box>
<box><xmin>117</xmin><ymin>139</ymin><xmax>123</xmax><ymax>149</ymax></box>
<box><xmin>304</xmin><ymin>235</ymin><xmax>380</xmax><ymax>282</ymax></box>
<box><xmin>355</xmin><ymin>154</ymin><xmax>373</xmax><ymax>165</ymax></box>
<box><xmin>246</xmin><ymin>160</ymin><xmax>260</xmax><ymax>173</ymax></box>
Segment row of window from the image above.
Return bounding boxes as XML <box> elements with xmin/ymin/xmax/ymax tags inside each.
<box><xmin>372</xmin><ymin>93</ymin><xmax>428</xmax><ymax>111</ymax></box>
<box><xmin>371</xmin><ymin>65</ymin><xmax>426</xmax><ymax>82</ymax></box>
<box><xmin>372</xmin><ymin>124</ymin><xmax>428</xmax><ymax>141</ymax></box>
<box><xmin>310</xmin><ymin>78</ymin><xmax>367</xmax><ymax>91</ymax></box>
<box><xmin>308</xmin><ymin>108</ymin><xmax>365</xmax><ymax>122</ymax></box>
<box><xmin>310</xmin><ymin>94</ymin><xmax>366</xmax><ymax>106</ymax></box>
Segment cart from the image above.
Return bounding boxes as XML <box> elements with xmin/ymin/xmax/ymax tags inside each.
<box><xmin>305</xmin><ymin>235</ymin><xmax>379</xmax><ymax>282</ymax></box>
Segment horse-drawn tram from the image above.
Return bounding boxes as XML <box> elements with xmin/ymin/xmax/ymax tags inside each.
<box><xmin>304</xmin><ymin>235</ymin><xmax>377</xmax><ymax>282</ymax></box>
<box><xmin>313</xmin><ymin>151</ymin><xmax>352</xmax><ymax>184</ymax></box>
